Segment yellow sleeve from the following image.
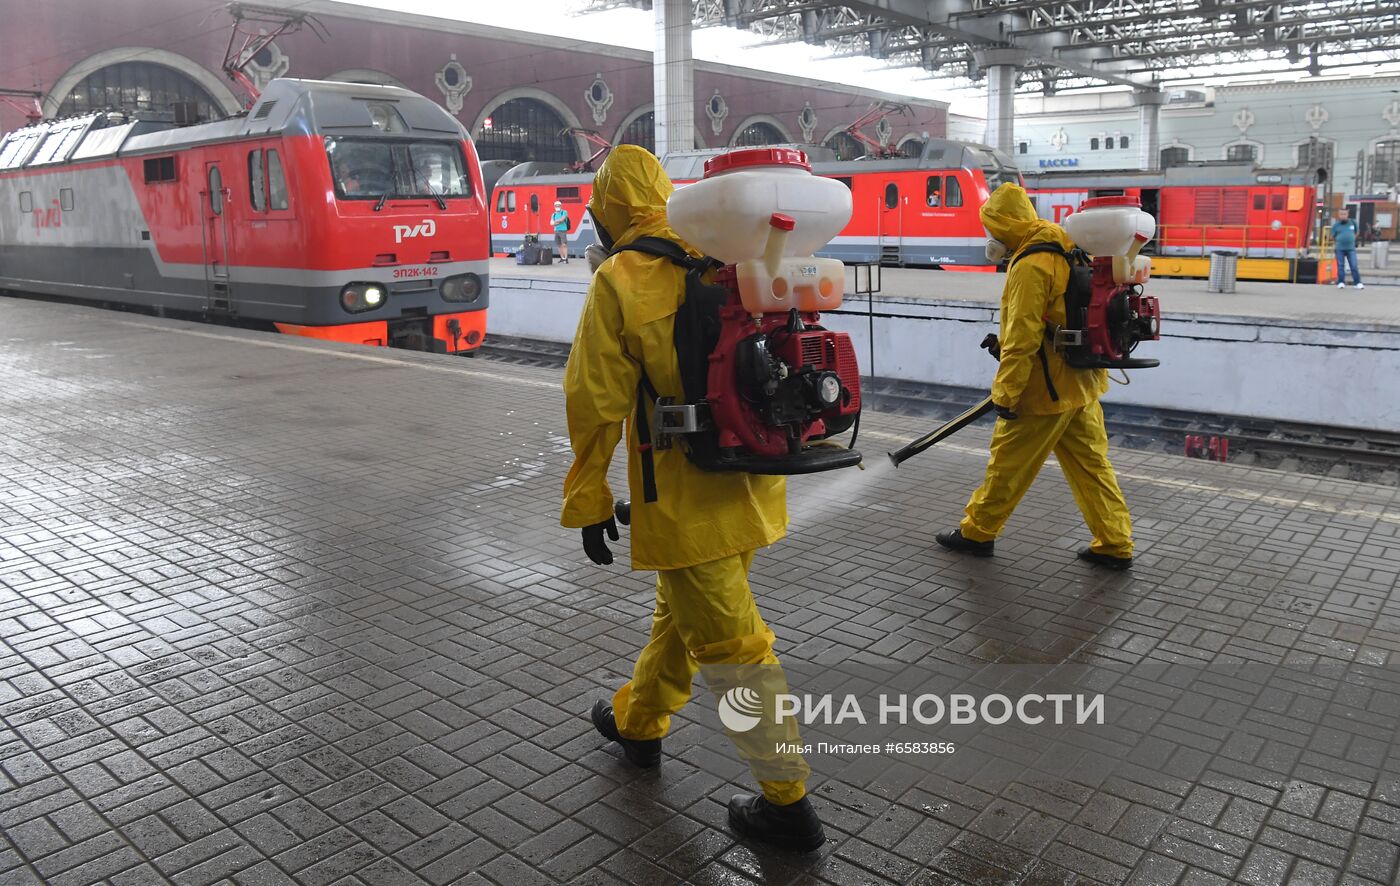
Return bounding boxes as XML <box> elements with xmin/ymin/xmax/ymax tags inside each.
<box><xmin>990</xmin><ymin>255</ymin><xmax>1056</xmax><ymax>409</ymax></box>
<box><xmin>560</xmin><ymin>269</ymin><xmax>641</xmax><ymax>528</ymax></box>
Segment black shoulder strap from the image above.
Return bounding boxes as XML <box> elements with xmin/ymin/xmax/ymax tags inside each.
<box><xmin>612</xmin><ymin>236</ymin><xmax>716</xmax><ymax>274</ymax></box>
<box><xmin>1007</xmin><ymin>242</ymin><xmax>1082</xmax><ymax>404</ymax></box>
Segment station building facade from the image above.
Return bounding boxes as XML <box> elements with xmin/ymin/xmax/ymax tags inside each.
<box><xmin>0</xmin><ymin>0</ymin><xmax>946</xmax><ymax>166</ymax></box>
<box><xmin>1011</xmin><ymin>76</ymin><xmax>1400</xmax><ymax>197</ymax></box>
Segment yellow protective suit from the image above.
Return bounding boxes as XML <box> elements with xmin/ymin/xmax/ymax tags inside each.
<box><xmin>959</xmin><ymin>184</ymin><xmax>1133</xmax><ymax>558</ymax></box>
<box><xmin>560</xmin><ymin>145</ymin><xmax>806</xmax><ymax>804</ymax></box>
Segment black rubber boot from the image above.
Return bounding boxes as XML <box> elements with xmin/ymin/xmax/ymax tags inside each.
<box><xmin>935</xmin><ymin>528</ymin><xmax>994</xmax><ymax>557</ymax></box>
<box><xmin>727</xmin><ymin>793</ymin><xmax>826</xmax><ymax>854</ymax></box>
<box><xmin>1077</xmin><ymin>548</ymin><xmax>1133</xmax><ymax>571</ymax></box>
<box><xmin>590</xmin><ymin>700</ymin><xmax>661</xmax><ymax>768</ymax></box>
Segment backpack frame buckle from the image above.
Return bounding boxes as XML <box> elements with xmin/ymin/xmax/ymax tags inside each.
<box><xmin>652</xmin><ymin>397</ymin><xmax>709</xmax><ymax>449</ymax></box>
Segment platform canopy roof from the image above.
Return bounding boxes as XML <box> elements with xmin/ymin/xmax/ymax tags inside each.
<box><xmin>582</xmin><ymin>0</ymin><xmax>1400</xmax><ymax>92</ymax></box>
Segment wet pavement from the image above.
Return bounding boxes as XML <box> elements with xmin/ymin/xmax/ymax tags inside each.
<box><xmin>1</xmin><ymin>296</ymin><xmax>1397</xmax><ymax>885</ymax></box>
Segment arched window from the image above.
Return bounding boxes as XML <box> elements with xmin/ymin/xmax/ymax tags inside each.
<box><xmin>1160</xmin><ymin>146</ymin><xmax>1190</xmax><ymax>169</ymax></box>
<box><xmin>1227</xmin><ymin>143</ymin><xmax>1258</xmax><ymax>162</ymax></box>
<box><xmin>823</xmin><ymin>132</ymin><xmax>864</xmax><ymax>161</ymax></box>
<box><xmin>734</xmin><ymin>121</ymin><xmax>785</xmax><ymax>147</ymax></box>
<box><xmin>1372</xmin><ymin>139</ymin><xmax>1400</xmax><ymax>190</ymax></box>
<box><xmin>1090</xmin><ymin>137</ymin><xmax>1100</xmax><ymax>150</ymax></box>
<box><xmin>1120</xmin><ymin>136</ymin><xmax>1130</xmax><ymax>150</ymax></box>
<box><xmin>899</xmin><ymin>138</ymin><xmax>924</xmax><ymax>159</ymax></box>
<box><xmin>57</xmin><ymin>61</ymin><xmax>221</xmax><ymax>121</ymax></box>
<box><xmin>817</xmin><ymin>131</ymin><xmax>862</xmax><ymax>158</ymax></box>
<box><xmin>617</xmin><ymin>111</ymin><xmax>655</xmax><ymax>154</ymax></box>
<box><xmin>475</xmin><ymin>97</ymin><xmax>577</xmax><ymax>164</ymax></box>
<box><xmin>1104</xmin><ymin>137</ymin><xmax>1115</xmax><ymax>150</ymax></box>
<box><xmin>1297</xmin><ymin>140</ymin><xmax>1334</xmax><ymax>173</ymax></box>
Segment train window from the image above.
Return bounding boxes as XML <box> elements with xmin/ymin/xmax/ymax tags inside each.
<box><xmin>946</xmin><ymin>176</ymin><xmax>964</xmax><ymax>208</ymax></box>
<box><xmin>926</xmin><ymin>176</ymin><xmax>941</xmax><ymax>207</ymax></box>
<box><xmin>496</xmin><ymin>190</ymin><xmax>507</xmax><ymax>213</ymax></box>
<box><xmin>530</xmin><ymin>194</ymin><xmax>539</xmax><ymax>213</ymax></box>
<box><xmin>60</xmin><ymin>188</ymin><xmax>73</xmax><ymax>211</ymax></box>
<box><xmin>267</xmin><ymin>150</ymin><xmax>289</xmax><ymax>210</ymax></box>
<box><xmin>884</xmin><ymin>183</ymin><xmax>898</xmax><ymax>210</ymax></box>
<box><xmin>1271</xmin><ymin>194</ymin><xmax>1284</xmax><ymax>212</ymax></box>
<box><xmin>1253</xmin><ymin>194</ymin><xmax>1266</xmax><ymax>211</ymax></box>
<box><xmin>249</xmin><ymin>150</ymin><xmax>266</xmax><ymax>212</ymax></box>
<box><xmin>1018</xmin><ymin>141</ymin><xmax>1029</xmax><ymax>154</ymax></box>
<box><xmin>209</xmin><ymin>166</ymin><xmax>224</xmax><ymax>216</ymax></box>
<box><xmin>143</xmin><ymin>156</ymin><xmax>176</xmax><ymax>183</ymax></box>
<box><xmin>558</xmin><ymin>186</ymin><xmax>581</xmax><ymax>202</ymax></box>
<box><xmin>834</xmin><ymin>177</ymin><xmax>853</xmax><ymax>191</ymax></box>
<box><xmin>18</xmin><ymin>192</ymin><xmax>32</xmax><ymax>213</ymax></box>
<box><xmin>325</xmin><ymin>137</ymin><xmax>471</xmax><ymax>200</ymax></box>
<box><xmin>507</xmin><ymin>191</ymin><xmax>516</xmax><ymax>212</ymax></box>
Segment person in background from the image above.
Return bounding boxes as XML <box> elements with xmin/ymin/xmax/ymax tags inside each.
<box><xmin>1331</xmin><ymin>208</ymin><xmax>1364</xmax><ymax>289</ymax></box>
<box><xmin>551</xmin><ymin>200</ymin><xmax>571</xmax><ymax>264</ymax></box>
<box><xmin>936</xmin><ymin>183</ymin><xmax>1136</xmax><ymax>571</ymax></box>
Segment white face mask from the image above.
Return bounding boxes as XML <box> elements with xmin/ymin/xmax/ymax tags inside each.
<box><xmin>985</xmin><ymin>239</ymin><xmax>1009</xmax><ymax>263</ymax></box>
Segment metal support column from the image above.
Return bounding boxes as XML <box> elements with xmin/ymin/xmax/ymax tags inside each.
<box><xmin>973</xmin><ymin>49</ymin><xmax>1029</xmax><ymax>154</ymax></box>
<box><xmin>1132</xmin><ymin>90</ymin><xmax>1167</xmax><ymax>172</ymax></box>
<box><xmin>654</xmin><ymin>0</ymin><xmax>695</xmax><ymax>159</ymax></box>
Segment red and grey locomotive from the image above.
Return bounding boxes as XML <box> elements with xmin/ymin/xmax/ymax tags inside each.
<box><xmin>0</xmin><ymin>78</ymin><xmax>490</xmax><ymax>353</ymax></box>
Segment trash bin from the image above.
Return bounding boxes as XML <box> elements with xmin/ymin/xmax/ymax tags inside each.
<box><xmin>1207</xmin><ymin>251</ymin><xmax>1238</xmax><ymax>293</ymax></box>
<box><xmin>1374</xmin><ymin>240</ymin><xmax>1390</xmax><ymax>270</ymax></box>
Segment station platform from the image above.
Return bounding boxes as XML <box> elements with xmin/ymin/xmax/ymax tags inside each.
<box><xmin>492</xmin><ymin>259</ymin><xmax>1400</xmax><ymax>435</ymax></box>
<box><xmin>1</xmin><ymin>295</ymin><xmax>1398</xmax><ymax>886</ymax></box>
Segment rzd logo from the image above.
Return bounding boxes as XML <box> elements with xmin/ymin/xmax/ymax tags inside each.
<box><xmin>393</xmin><ymin>219</ymin><xmax>436</xmax><ymax>243</ymax></box>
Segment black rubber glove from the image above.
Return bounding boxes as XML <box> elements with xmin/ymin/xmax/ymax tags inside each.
<box><xmin>582</xmin><ymin>517</ymin><xmax>620</xmax><ymax>565</ymax></box>
<box><xmin>979</xmin><ymin>333</ymin><xmax>1002</xmax><ymax>361</ymax></box>
<box><xmin>993</xmin><ymin>402</ymin><xmax>1018</xmax><ymax>421</ymax></box>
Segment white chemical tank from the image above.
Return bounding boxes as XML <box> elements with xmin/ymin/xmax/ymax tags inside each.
<box><xmin>667</xmin><ymin>148</ymin><xmax>852</xmax><ymax>264</ymax></box>
<box><xmin>1062</xmin><ymin>195</ymin><xmax>1155</xmax><ymax>257</ymax></box>
<box><xmin>666</xmin><ymin>148</ymin><xmax>853</xmax><ymax>314</ymax></box>
<box><xmin>1062</xmin><ymin>195</ymin><xmax>1156</xmax><ymax>285</ymax></box>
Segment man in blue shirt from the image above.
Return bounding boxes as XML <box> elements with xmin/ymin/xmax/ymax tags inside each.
<box><xmin>550</xmin><ymin>200</ymin><xmax>572</xmax><ymax>264</ymax></box>
<box><xmin>1330</xmin><ymin>208</ymin><xmax>1364</xmax><ymax>289</ymax></box>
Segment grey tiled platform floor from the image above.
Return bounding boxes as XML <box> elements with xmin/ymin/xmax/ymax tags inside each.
<box><xmin>1</xmin><ymin>297</ymin><xmax>1397</xmax><ymax>886</ymax></box>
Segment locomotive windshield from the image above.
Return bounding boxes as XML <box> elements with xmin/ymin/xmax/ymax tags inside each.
<box><xmin>325</xmin><ymin>137</ymin><xmax>472</xmax><ymax>201</ymax></box>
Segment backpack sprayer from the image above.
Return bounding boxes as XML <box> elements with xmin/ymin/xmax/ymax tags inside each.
<box><xmin>889</xmin><ymin>196</ymin><xmax>1161</xmax><ymax>467</ymax></box>
<box><xmin>619</xmin><ymin>148</ymin><xmax>863</xmax><ymax>501</ymax></box>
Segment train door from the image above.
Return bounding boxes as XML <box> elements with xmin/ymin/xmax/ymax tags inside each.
<box><xmin>1139</xmin><ymin>190</ymin><xmax>1160</xmax><ymax>253</ymax></box>
<box><xmin>879</xmin><ymin>180</ymin><xmax>902</xmax><ymax>263</ymax></box>
<box><xmin>201</xmin><ymin>161</ymin><xmax>232</xmax><ymax>312</ymax></box>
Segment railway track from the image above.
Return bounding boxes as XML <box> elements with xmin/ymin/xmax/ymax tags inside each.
<box><xmin>477</xmin><ymin>334</ymin><xmax>1400</xmax><ymax>485</ymax></box>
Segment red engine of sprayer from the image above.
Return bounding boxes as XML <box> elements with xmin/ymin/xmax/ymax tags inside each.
<box><xmin>705</xmin><ymin>267</ymin><xmax>862</xmax><ymax>458</ymax></box>
<box><xmin>1081</xmin><ymin>256</ymin><xmax>1161</xmax><ymax>364</ymax></box>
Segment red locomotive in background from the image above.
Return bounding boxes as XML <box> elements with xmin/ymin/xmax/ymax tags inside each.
<box><xmin>493</xmin><ymin>139</ymin><xmax>1022</xmax><ymax>271</ymax></box>
<box><xmin>0</xmin><ymin>78</ymin><xmax>491</xmax><ymax>353</ymax></box>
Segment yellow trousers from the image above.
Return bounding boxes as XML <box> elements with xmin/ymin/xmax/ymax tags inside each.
<box><xmin>612</xmin><ymin>550</ymin><xmax>809</xmax><ymax>805</ymax></box>
<box><xmin>960</xmin><ymin>401</ymin><xmax>1133</xmax><ymax>558</ymax></box>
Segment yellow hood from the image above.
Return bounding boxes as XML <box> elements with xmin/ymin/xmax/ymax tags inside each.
<box><xmin>980</xmin><ymin>182</ymin><xmax>1066</xmax><ymax>254</ymax></box>
<box><xmin>588</xmin><ymin>145</ymin><xmax>678</xmax><ymax>250</ymax></box>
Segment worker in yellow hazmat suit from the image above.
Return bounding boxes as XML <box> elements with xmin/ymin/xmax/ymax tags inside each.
<box><xmin>936</xmin><ymin>183</ymin><xmax>1135</xmax><ymax>569</ymax></box>
<box><xmin>560</xmin><ymin>145</ymin><xmax>825</xmax><ymax>853</ymax></box>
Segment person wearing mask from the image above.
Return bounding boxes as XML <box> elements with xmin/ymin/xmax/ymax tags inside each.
<box><xmin>560</xmin><ymin>145</ymin><xmax>824</xmax><ymax>853</ymax></box>
<box><xmin>936</xmin><ymin>183</ymin><xmax>1136</xmax><ymax>570</ymax></box>
<box><xmin>1331</xmin><ymin>208</ymin><xmax>1363</xmax><ymax>289</ymax></box>
<box><xmin>550</xmin><ymin>200</ymin><xmax>571</xmax><ymax>264</ymax></box>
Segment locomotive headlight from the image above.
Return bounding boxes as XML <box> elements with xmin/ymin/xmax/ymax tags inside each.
<box><xmin>440</xmin><ymin>273</ymin><xmax>482</xmax><ymax>303</ymax></box>
<box><xmin>817</xmin><ymin>373</ymin><xmax>842</xmax><ymax>406</ymax></box>
<box><xmin>340</xmin><ymin>283</ymin><xmax>386</xmax><ymax>313</ymax></box>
